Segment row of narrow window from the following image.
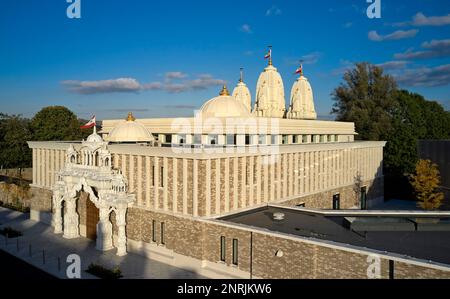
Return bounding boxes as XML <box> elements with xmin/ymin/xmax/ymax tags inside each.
<box><xmin>220</xmin><ymin>236</ymin><xmax>238</xmax><ymax>266</ymax></box>
<box><xmin>173</xmin><ymin>134</ymin><xmax>341</xmax><ymax>145</ymax></box>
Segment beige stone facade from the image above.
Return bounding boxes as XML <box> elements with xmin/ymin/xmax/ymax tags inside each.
<box><xmin>28</xmin><ymin>141</ymin><xmax>385</xmax><ymax>217</ymax></box>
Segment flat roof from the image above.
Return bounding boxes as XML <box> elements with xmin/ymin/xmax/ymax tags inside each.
<box><xmin>221</xmin><ymin>206</ymin><xmax>450</xmax><ymax>265</ymax></box>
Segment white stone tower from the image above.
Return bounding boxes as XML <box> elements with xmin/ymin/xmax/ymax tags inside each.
<box><xmin>253</xmin><ymin>48</ymin><xmax>286</xmax><ymax>118</ymax></box>
<box><xmin>287</xmin><ymin>65</ymin><xmax>317</xmax><ymax>120</ymax></box>
<box><xmin>232</xmin><ymin>68</ymin><xmax>252</xmax><ymax>112</ymax></box>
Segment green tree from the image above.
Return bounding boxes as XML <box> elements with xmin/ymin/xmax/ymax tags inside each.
<box><xmin>30</xmin><ymin>106</ymin><xmax>88</xmax><ymax>141</ymax></box>
<box><xmin>332</xmin><ymin>63</ymin><xmax>450</xmax><ymax>200</ymax></box>
<box><xmin>332</xmin><ymin>62</ymin><xmax>398</xmax><ymax>141</ymax></box>
<box><xmin>410</xmin><ymin>159</ymin><xmax>444</xmax><ymax>210</ymax></box>
<box><xmin>0</xmin><ymin>114</ymin><xmax>32</xmax><ymax>172</ymax></box>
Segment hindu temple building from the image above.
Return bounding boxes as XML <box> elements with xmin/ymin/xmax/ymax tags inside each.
<box><xmin>26</xmin><ymin>55</ymin><xmax>450</xmax><ymax>279</ymax></box>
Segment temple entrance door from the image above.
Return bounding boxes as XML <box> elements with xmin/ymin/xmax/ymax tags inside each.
<box><xmin>86</xmin><ymin>197</ymin><xmax>99</xmax><ymax>240</ymax></box>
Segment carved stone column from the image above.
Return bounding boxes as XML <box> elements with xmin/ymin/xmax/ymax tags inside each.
<box><xmin>96</xmin><ymin>204</ymin><xmax>113</xmax><ymax>251</ymax></box>
<box><xmin>63</xmin><ymin>197</ymin><xmax>80</xmax><ymax>239</ymax></box>
<box><xmin>116</xmin><ymin>207</ymin><xmax>127</xmax><ymax>256</ymax></box>
<box><xmin>52</xmin><ymin>193</ymin><xmax>63</xmax><ymax>234</ymax></box>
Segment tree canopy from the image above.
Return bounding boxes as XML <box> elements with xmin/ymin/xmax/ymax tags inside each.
<box><xmin>332</xmin><ymin>63</ymin><xmax>450</xmax><ymax>199</ymax></box>
<box><xmin>0</xmin><ymin>114</ymin><xmax>32</xmax><ymax>170</ymax></box>
<box><xmin>30</xmin><ymin>106</ymin><xmax>88</xmax><ymax>141</ymax></box>
<box><xmin>332</xmin><ymin>62</ymin><xmax>398</xmax><ymax>141</ymax></box>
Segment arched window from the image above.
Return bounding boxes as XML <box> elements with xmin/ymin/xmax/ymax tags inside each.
<box><xmin>70</xmin><ymin>155</ymin><xmax>76</xmax><ymax>163</ymax></box>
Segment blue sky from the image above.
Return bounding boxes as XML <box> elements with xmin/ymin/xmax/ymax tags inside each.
<box><xmin>1</xmin><ymin>0</ymin><xmax>449</xmax><ymax>120</ymax></box>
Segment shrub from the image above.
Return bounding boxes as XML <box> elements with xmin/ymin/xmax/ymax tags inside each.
<box><xmin>0</xmin><ymin>227</ymin><xmax>23</xmax><ymax>238</ymax></box>
<box><xmin>86</xmin><ymin>263</ymin><xmax>123</xmax><ymax>279</ymax></box>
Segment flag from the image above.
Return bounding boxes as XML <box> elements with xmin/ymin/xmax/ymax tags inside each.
<box><xmin>80</xmin><ymin>115</ymin><xmax>96</xmax><ymax>129</ymax></box>
<box><xmin>295</xmin><ymin>65</ymin><xmax>303</xmax><ymax>75</ymax></box>
<box><xmin>264</xmin><ymin>48</ymin><xmax>272</xmax><ymax>60</ymax></box>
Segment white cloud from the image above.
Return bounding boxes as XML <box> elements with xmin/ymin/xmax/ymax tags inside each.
<box><xmin>412</xmin><ymin>12</ymin><xmax>450</xmax><ymax>26</ymax></box>
<box><xmin>376</xmin><ymin>60</ymin><xmax>411</xmax><ymax>70</ymax></box>
<box><xmin>395</xmin><ymin>39</ymin><xmax>450</xmax><ymax>60</ymax></box>
<box><xmin>240</xmin><ymin>24</ymin><xmax>252</xmax><ymax>34</ymax></box>
<box><xmin>62</xmin><ymin>78</ymin><xmax>142</xmax><ymax>94</ymax></box>
<box><xmin>393</xmin><ymin>12</ymin><xmax>450</xmax><ymax>27</ymax></box>
<box><xmin>266</xmin><ymin>5</ymin><xmax>282</xmax><ymax>16</ymax></box>
<box><xmin>368</xmin><ymin>29</ymin><xmax>418</xmax><ymax>42</ymax></box>
<box><xmin>343</xmin><ymin>22</ymin><xmax>353</xmax><ymax>28</ymax></box>
<box><xmin>395</xmin><ymin>64</ymin><xmax>450</xmax><ymax>87</ymax></box>
<box><xmin>63</xmin><ymin>73</ymin><xmax>226</xmax><ymax>95</ymax></box>
<box><xmin>165</xmin><ymin>72</ymin><xmax>188</xmax><ymax>80</ymax></box>
<box><xmin>285</xmin><ymin>52</ymin><xmax>322</xmax><ymax>66</ymax></box>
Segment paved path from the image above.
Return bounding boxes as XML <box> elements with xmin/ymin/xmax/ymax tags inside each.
<box><xmin>0</xmin><ymin>207</ymin><xmax>206</xmax><ymax>279</ymax></box>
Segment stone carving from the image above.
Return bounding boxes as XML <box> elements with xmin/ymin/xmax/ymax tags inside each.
<box><xmin>52</xmin><ymin>132</ymin><xmax>135</xmax><ymax>256</ymax></box>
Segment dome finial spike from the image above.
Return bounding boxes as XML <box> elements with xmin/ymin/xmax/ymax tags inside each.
<box><xmin>239</xmin><ymin>67</ymin><xmax>244</xmax><ymax>82</ymax></box>
<box><xmin>219</xmin><ymin>84</ymin><xmax>230</xmax><ymax>96</ymax></box>
<box><xmin>127</xmin><ymin>112</ymin><xmax>136</xmax><ymax>122</ymax></box>
<box><xmin>268</xmin><ymin>45</ymin><xmax>272</xmax><ymax>66</ymax></box>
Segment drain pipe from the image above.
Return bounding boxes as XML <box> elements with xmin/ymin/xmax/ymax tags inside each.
<box><xmin>249</xmin><ymin>231</ymin><xmax>253</xmax><ymax>279</ymax></box>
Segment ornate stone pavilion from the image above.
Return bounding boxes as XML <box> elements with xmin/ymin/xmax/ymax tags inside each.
<box><xmin>51</xmin><ymin>128</ymin><xmax>135</xmax><ymax>256</ymax></box>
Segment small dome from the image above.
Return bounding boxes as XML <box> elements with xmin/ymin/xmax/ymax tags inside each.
<box><xmin>107</xmin><ymin>112</ymin><xmax>154</xmax><ymax>143</ymax></box>
<box><xmin>199</xmin><ymin>85</ymin><xmax>252</xmax><ymax>118</ymax></box>
<box><xmin>86</xmin><ymin>132</ymin><xmax>103</xmax><ymax>143</ymax></box>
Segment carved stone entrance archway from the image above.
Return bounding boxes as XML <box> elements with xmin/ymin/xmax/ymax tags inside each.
<box><xmin>51</xmin><ymin>132</ymin><xmax>135</xmax><ymax>256</ymax></box>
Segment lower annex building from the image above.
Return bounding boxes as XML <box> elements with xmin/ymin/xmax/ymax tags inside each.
<box><xmin>27</xmin><ymin>58</ymin><xmax>450</xmax><ymax>278</ymax></box>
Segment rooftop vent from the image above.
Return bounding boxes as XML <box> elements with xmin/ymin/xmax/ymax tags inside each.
<box><xmin>273</xmin><ymin>212</ymin><xmax>285</xmax><ymax>221</ymax></box>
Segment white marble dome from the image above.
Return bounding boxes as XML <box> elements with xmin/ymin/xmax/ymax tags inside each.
<box><xmin>86</xmin><ymin>132</ymin><xmax>103</xmax><ymax>143</ymax></box>
<box><xmin>287</xmin><ymin>75</ymin><xmax>317</xmax><ymax>120</ymax></box>
<box><xmin>107</xmin><ymin>113</ymin><xmax>154</xmax><ymax>143</ymax></box>
<box><xmin>199</xmin><ymin>85</ymin><xmax>252</xmax><ymax>118</ymax></box>
<box><xmin>254</xmin><ymin>64</ymin><xmax>286</xmax><ymax>118</ymax></box>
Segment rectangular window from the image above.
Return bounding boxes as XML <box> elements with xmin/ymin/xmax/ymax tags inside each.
<box><xmin>271</xmin><ymin>135</ymin><xmax>277</xmax><ymax>145</ymax></box>
<box><xmin>208</xmin><ymin>134</ymin><xmax>218</xmax><ymax>145</ymax></box>
<box><xmin>220</xmin><ymin>236</ymin><xmax>226</xmax><ymax>262</ymax></box>
<box><xmin>282</xmin><ymin>135</ymin><xmax>288</xmax><ymax>144</ymax></box>
<box><xmin>258</xmin><ymin>135</ymin><xmax>266</xmax><ymax>145</ymax></box>
<box><xmin>333</xmin><ymin>193</ymin><xmax>340</xmax><ymax>210</ymax></box>
<box><xmin>152</xmin><ymin>220</ymin><xmax>156</xmax><ymax>242</ymax></box>
<box><xmin>232</xmin><ymin>239</ymin><xmax>238</xmax><ymax>265</ymax></box>
<box><xmin>320</xmin><ymin>135</ymin><xmax>325</xmax><ymax>143</ymax></box>
<box><xmin>245</xmin><ymin>135</ymin><xmax>251</xmax><ymax>145</ymax></box>
<box><xmin>193</xmin><ymin>134</ymin><xmax>201</xmax><ymax>144</ymax></box>
<box><xmin>151</xmin><ymin>165</ymin><xmax>155</xmax><ymax>186</ymax></box>
<box><xmin>226</xmin><ymin>134</ymin><xmax>236</xmax><ymax>145</ymax></box>
<box><xmin>302</xmin><ymin>135</ymin><xmax>308</xmax><ymax>143</ymax></box>
<box><xmin>335</xmin><ymin>135</ymin><xmax>339</xmax><ymax>142</ymax></box>
<box><xmin>160</xmin><ymin>222</ymin><xmax>165</xmax><ymax>245</ymax></box>
<box><xmin>165</xmin><ymin>134</ymin><xmax>172</xmax><ymax>144</ymax></box>
<box><xmin>160</xmin><ymin>166</ymin><xmax>164</xmax><ymax>187</ymax></box>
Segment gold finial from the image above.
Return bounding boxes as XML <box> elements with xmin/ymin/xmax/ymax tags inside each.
<box><xmin>219</xmin><ymin>84</ymin><xmax>230</xmax><ymax>96</ymax></box>
<box><xmin>239</xmin><ymin>67</ymin><xmax>244</xmax><ymax>82</ymax></box>
<box><xmin>126</xmin><ymin>112</ymin><xmax>136</xmax><ymax>121</ymax></box>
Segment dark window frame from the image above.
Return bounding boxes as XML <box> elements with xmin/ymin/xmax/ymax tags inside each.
<box><xmin>152</xmin><ymin>220</ymin><xmax>156</xmax><ymax>242</ymax></box>
<box><xmin>220</xmin><ymin>236</ymin><xmax>226</xmax><ymax>262</ymax></box>
<box><xmin>232</xmin><ymin>239</ymin><xmax>238</xmax><ymax>265</ymax></box>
